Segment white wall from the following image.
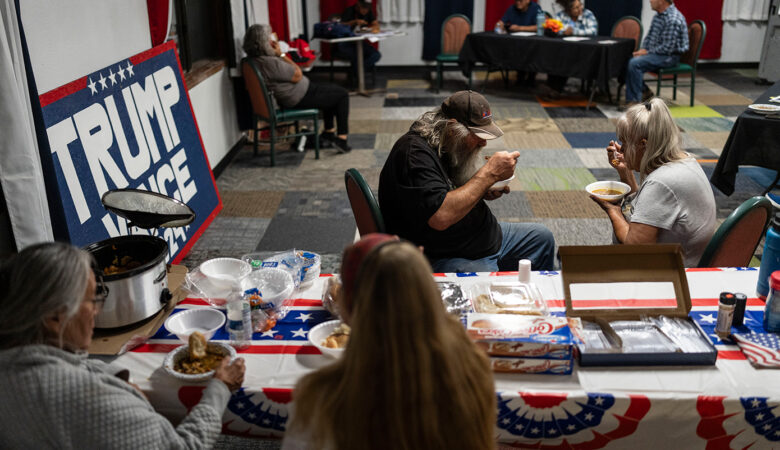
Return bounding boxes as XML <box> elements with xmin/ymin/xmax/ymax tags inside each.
<box><xmin>21</xmin><ymin>0</ymin><xmax>152</xmax><ymax>93</ymax></box>
<box><xmin>189</xmin><ymin>67</ymin><xmax>243</xmax><ymax>169</ymax></box>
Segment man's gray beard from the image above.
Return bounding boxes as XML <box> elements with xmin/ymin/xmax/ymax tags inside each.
<box><xmin>444</xmin><ymin>144</ymin><xmax>484</xmax><ymax>187</ymax></box>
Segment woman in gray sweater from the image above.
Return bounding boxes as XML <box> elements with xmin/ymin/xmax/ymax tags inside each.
<box><xmin>0</xmin><ymin>242</ymin><xmax>245</xmax><ymax>449</ymax></box>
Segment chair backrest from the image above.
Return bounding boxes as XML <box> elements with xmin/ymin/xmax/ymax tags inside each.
<box><xmin>344</xmin><ymin>168</ymin><xmax>385</xmax><ymax>236</ymax></box>
<box><xmin>697</xmin><ymin>196</ymin><xmax>772</xmax><ymax>268</ymax></box>
<box><xmin>241</xmin><ymin>57</ymin><xmax>276</xmax><ymax>122</ymax></box>
<box><xmin>440</xmin><ymin>14</ymin><xmax>471</xmax><ymax>56</ymax></box>
<box><xmin>611</xmin><ymin>16</ymin><xmax>643</xmax><ymax>52</ymax></box>
<box><xmin>681</xmin><ymin>20</ymin><xmax>706</xmax><ymax>67</ymax></box>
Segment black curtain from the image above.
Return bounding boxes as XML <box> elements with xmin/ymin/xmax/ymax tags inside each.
<box><xmin>422</xmin><ymin>0</ymin><xmax>473</xmax><ymax>61</ymax></box>
<box><xmin>585</xmin><ymin>0</ymin><xmax>643</xmax><ymax>37</ymax></box>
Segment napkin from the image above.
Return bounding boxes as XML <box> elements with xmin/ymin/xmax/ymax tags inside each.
<box><xmin>732</xmin><ymin>332</ymin><xmax>780</xmax><ymax>368</ymax></box>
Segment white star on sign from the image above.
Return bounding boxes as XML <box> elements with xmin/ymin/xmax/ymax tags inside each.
<box><xmin>108</xmin><ymin>68</ymin><xmax>116</xmax><ymax>85</ymax></box>
<box><xmin>236</xmin><ymin>401</ymin><xmax>245</xmax><ymax>409</ymax></box>
<box><xmin>515</xmin><ymin>424</ymin><xmax>524</xmax><ymax>431</ymax></box>
<box><xmin>594</xmin><ymin>396</ymin><xmax>604</xmax><ymax>405</ymax></box>
<box><xmin>756</xmin><ymin>413</ymin><xmax>765</xmax><ymax>421</ymax></box>
<box><xmin>584</xmin><ymin>412</ymin><xmax>594</xmax><ymax>421</ymax></box>
<box><xmin>548</xmin><ymin>428</ymin><xmax>557</xmax><ymax>434</ymax></box>
<box><xmin>261</xmin><ymin>329</ymin><xmax>277</xmax><ymax>338</ymax></box>
<box><xmin>699</xmin><ymin>313</ymin><xmax>717</xmax><ymax>324</ymax></box>
<box><xmin>567</xmin><ymin>424</ymin><xmax>576</xmax><ymax>431</ymax></box>
<box><xmin>87</xmin><ymin>77</ymin><xmax>97</xmax><ymax>94</ymax></box>
<box><xmin>530</xmin><ymin>427</ymin><xmax>540</xmax><ymax>434</ymax></box>
<box><xmin>752</xmin><ymin>399</ymin><xmax>761</xmax><ymax>408</ymax></box>
<box><xmin>263</xmin><ymin>418</ymin><xmax>271</xmax><ymax>425</ymax></box>
<box><xmin>248</xmin><ymin>412</ymin><xmax>256</xmax><ymax>419</ymax></box>
<box><xmin>291</xmin><ymin>328</ymin><xmax>307</xmax><ymax>338</ymax></box>
<box><xmin>126</xmin><ymin>61</ymin><xmax>134</xmax><ymax>77</ymax></box>
<box><xmin>98</xmin><ymin>73</ymin><xmax>107</xmax><ymax>90</ymax></box>
<box><xmin>502</xmin><ymin>418</ymin><xmax>510</xmax><ymax>425</ymax></box>
<box><xmin>764</xmin><ymin>424</ymin><xmax>771</xmax><ymax>431</ymax></box>
<box><xmin>296</xmin><ymin>313</ymin><xmax>312</xmax><ymax>322</ymax></box>
<box><xmin>117</xmin><ymin>65</ymin><xmax>126</xmax><ymax>81</ymax></box>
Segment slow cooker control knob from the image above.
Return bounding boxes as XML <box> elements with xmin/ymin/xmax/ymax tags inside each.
<box><xmin>160</xmin><ymin>288</ymin><xmax>173</xmax><ymax>304</ymax></box>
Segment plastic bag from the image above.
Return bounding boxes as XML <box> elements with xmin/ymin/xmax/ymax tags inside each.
<box><xmin>241</xmin><ymin>268</ymin><xmax>295</xmax><ymax>331</ymax></box>
<box><xmin>242</xmin><ymin>250</ymin><xmax>304</xmax><ymax>289</ymax></box>
<box><xmin>470</xmin><ymin>281</ymin><xmax>548</xmax><ymax>316</ymax></box>
<box><xmin>321</xmin><ymin>275</ymin><xmax>342</xmax><ymax>318</ymax></box>
<box><xmin>181</xmin><ymin>266</ymin><xmax>233</xmax><ymax>308</ymax></box>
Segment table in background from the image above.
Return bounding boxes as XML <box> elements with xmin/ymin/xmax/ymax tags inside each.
<box><xmin>106</xmin><ymin>268</ymin><xmax>779</xmax><ymax>447</ymax></box>
<box><xmin>711</xmin><ymin>81</ymin><xmax>780</xmax><ymax>196</ymax></box>
<box><xmin>317</xmin><ymin>30</ymin><xmax>404</xmax><ymax>96</ymax></box>
<box><xmin>458</xmin><ymin>32</ymin><xmax>635</xmax><ymax>105</ymax></box>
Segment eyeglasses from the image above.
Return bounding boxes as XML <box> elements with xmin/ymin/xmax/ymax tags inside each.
<box><xmin>91</xmin><ymin>276</ymin><xmax>109</xmax><ymax>310</ymax></box>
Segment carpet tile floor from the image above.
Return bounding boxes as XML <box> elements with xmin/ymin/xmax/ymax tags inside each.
<box><xmin>186</xmin><ymin>67</ymin><xmax>774</xmax><ymax>278</ymax></box>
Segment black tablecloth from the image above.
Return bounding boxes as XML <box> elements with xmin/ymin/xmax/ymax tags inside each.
<box><xmin>458</xmin><ymin>32</ymin><xmax>635</xmax><ymax>87</ymax></box>
<box><xmin>710</xmin><ymin>81</ymin><xmax>780</xmax><ymax>195</ymax></box>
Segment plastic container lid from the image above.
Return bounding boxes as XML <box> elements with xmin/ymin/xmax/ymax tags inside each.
<box><xmin>770</xmin><ymin>271</ymin><xmax>780</xmax><ymax>290</ymax></box>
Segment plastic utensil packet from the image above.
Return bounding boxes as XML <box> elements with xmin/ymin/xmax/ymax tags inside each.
<box><xmin>577</xmin><ymin>321</ymin><xmax>619</xmax><ymax>353</ymax></box>
<box><xmin>649</xmin><ymin>315</ymin><xmax>712</xmax><ymax>353</ymax></box>
<box><xmin>610</xmin><ymin>320</ymin><xmax>679</xmax><ymax>353</ymax></box>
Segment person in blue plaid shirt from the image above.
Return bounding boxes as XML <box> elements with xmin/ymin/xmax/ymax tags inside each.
<box><xmin>623</xmin><ymin>0</ymin><xmax>689</xmax><ymax>108</ymax></box>
<box><xmin>555</xmin><ymin>0</ymin><xmax>598</xmax><ymax>37</ymax></box>
<box><xmin>542</xmin><ymin>0</ymin><xmax>598</xmax><ymax>97</ymax></box>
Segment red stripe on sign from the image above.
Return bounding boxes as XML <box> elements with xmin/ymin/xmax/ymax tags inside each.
<box><xmin>290</xmin><ymin>299</ymin><xmax>322</xmax><ymax>307</ymax></box>
<box><xmin>570</xmin><ymin>298</ymin><xmax>678</xmax><ymax>308</ymax></box>
<box><xmin>129</xmin><ymin>40</ymin><xmax>176</xmax><ymax>64</ymax></box>
<box><xmin>716</xmin><ymin>350</ymin><xmax>746</xmax><ymax>360</ymax></box>
<box><xmin>39</xmin><ymin>77</ymin><xmax>88</xmax><ymax>107</ymax></box>
<box><xmin>131</xmin><ymin>343</ymin><xmax>321</xmax><ymax>355</ymax></box>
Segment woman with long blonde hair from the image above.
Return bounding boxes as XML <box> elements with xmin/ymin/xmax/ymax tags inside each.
<box><xmin>592</xmin><ymin>97</ymin><xmax>716</xmax><ymax>267</ymax></box>
<box><xmin>283</xmin><ymin>235</ymin><xmax>496</xmax><ymax>450</ymax></box>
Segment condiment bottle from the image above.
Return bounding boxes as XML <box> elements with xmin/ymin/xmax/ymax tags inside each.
<box><xmin>756</xmin><ymin>212</ymin><xmax>780</xmax><ymax>299</ymax></box>
<box><xmin>764</xmin><ymin>271</ymin><xmax>780</xmax><ymax>332</ymax></box>
<box><xmin>732</xmin><ymin>293</ymin><xmax>747</xmax><ymax>327</ymax></box>
<box><xmin>715</xmin><ymin>292</ymin><xmax>736</xmax><ymax>339</ymax></box>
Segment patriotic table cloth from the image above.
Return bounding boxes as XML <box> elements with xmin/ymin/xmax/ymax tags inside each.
<box><xmin>103</xmin><ymin>268</ymin><xmax>780</xmax><ymax>448</ymax></box>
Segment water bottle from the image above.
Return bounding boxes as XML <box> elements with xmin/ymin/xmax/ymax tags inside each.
<box><xmin>226</xmin><ymin>291</ymin><xmax>252</xmax><ymax>349</ymax></box>
<box><xmin>765</xmin><ymin>271</ymin><xmax>780</xmax><ymax>332</ymax></box>
<box><xmin>756</xmin><ymin>212</ymin><xmax>780</xmax><ymax>299</ymax></box>
<box><xmin>494</xmin><ymin>20</ymin><xmax>504</xmax><ymax>34</ymax></box>
<box><xmin>536</xmin><ymin>9</ymin><xmax>545</xmax><ymax>36</ymax></box>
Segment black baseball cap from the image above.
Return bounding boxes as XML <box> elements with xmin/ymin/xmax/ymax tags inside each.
<box><xmin>441</xmin><ymin>90</ymin><xmax>504</xmax><ymax>140</ymax></box>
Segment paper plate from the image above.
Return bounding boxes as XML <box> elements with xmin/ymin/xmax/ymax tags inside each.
<box><xmin>748</xmin><ymin>104</ymin><xmax>780</xmax><ymax>115</ymax></box>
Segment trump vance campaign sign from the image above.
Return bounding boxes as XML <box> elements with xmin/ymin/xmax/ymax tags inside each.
<box><xmin>39</xmin><ymin>41</ymin><xmax>221</xmax><ymax>263</ymax></box>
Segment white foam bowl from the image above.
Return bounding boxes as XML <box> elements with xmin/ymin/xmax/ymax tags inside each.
<box><xmin>165</xmin><ymin>308</ymin><xmax>226</xmax><ymax>342</ymax></box>
<box><xmin>163</xmin><ymin>341</ymin><xmax>236</xmax><ymax>382</ymax></box>
<box><xmin>586</xmin><ymin>180</ymin><xmax>631</xmax><ymax>203</ymax></box>
<box><xmin>490</xmin><ymin>175</ymin><xmax>515</xmax><ymax>191</ymax></box>
<box><xmin>308</xmin><ymin>319</ymin><xmax>347</xmax><ymax>358</ymax></box>
<box><xmin>199</xmin><ymin>258</ymin><xmax>251</xmax><ymax>289</ymax></box>
<box><xmin>241</xmin><ymin>268</ymin><xmax>295</xmax><ymax>309</ymax></box>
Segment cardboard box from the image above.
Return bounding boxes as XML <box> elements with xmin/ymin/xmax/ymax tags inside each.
<box><xmin>89</xmin><ymin>265</ymin><xmax>188</xmax><ymax>355</ymax></box>
<box><xmin>560</xmin><ymin>245</ymin><xmax>717</xmax><ymax>366</ymax></box>
<box><xmin>466</xmin><ymin>313</ymin><xmax>577</xmax><ymax>360</ymax></box>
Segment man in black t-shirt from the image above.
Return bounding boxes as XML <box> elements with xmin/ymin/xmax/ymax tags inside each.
<box><xmin>335</xmin><ymin>1</ymin><xmax>381</xmax><ymax>83</ymax></box>
<box><xmin>378</xmin><ymin>91</ymin><xmax>555</xmax><ymax>273</ymax></box>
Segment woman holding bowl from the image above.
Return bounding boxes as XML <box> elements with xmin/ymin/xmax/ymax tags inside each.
<box><xmin>592</xmin><ymin>98</ymin><xmax>716</xmax><ymax>267</ymax></box>
<box><xmin>0</xmin><ymin>242</ymin><xmax>245</xmax><ymax>448</ymax></box>
<box><xmin>283</xmin><ymin>234</ymin><xmax>496</xmax><ymax>449</ymax></box>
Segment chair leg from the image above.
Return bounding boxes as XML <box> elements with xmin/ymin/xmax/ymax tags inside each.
<box><xmin>656</xmin><ymin>75</ymin><xmax>661</xmax><ymax>99</ymax></box>
<box><xmin>673</xmin><ymin>74</ymin><xmax>678</xmax><ymax>100</ymax></box>
<box><xmin>617</xmin><ymin>83</ymin><xmax>623</xmax><ymax>104</ymax></box>
<box><xmin>269</xmin><ymin>126</ymin><xmax>276</xmax><ymax>167</ymax></box>
<box><xmin>253</xmin><ymin>117</ymin><xmax>259</xmax><ymax>157</ymax></box>
<box><xmin>313</xmin><ymin>115</ymin><xmax>319</xmax><ymax>160</ymax></box>
<box><xmin>690</xmin><ymin>72</ymin><xmax>695</xmax><ymax>107</ymax></box>
<box><xmin>436</xmin><ymin>61</ymin><xmax>442</xmax><ymax>93</ymax></box>
<box><xmin>330</xmin><ymin>59</ymin><xmax>334</xmax><ymax>82</ymax></box>
<box><xmin>468</xmin><ymin>71</ymin><xmax>472</xmax><ymax>90</ymax></box>
<box><xmin>482</xmin><ymin>67</ymin><xmax>490</xmax><ymax>92</ymax></box>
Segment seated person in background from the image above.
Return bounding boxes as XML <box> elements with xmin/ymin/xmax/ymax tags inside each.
<box><xmin>283</xmin><ymin>234</ymin><xmax>496</xmax><ymax>449</ymax></box>
<box><xmin>0</xmin><ymin>242</ymin><xmax>246</xmax><ymax>448</ymax></box>
<box><xmin>498</xmin><ymin>0</ymin><xmax>543</xmax><ymax>86</ymax></box>
<box><xmin>591</xmin><ymin>98</ymin><xmax>716</xmax><ymax>267</ymax></box>
<box><xmin>622</xmin><ymin>0</ymin><xmax>688</xmax><ymax>108</ymax></box>
<box><xmin>243</xmin><ymin>24</ymin><xmax>352</xmax><ymax>153</ymax></box>
<box><xmin>335</xmin><ymin>0</ymin><xmax>381</xmax><ymax>82</ymax></box>
<box><xmin>543</xmin><ymin>0</ymin><xmax>598</xmax><ymax>98</ymax></box>
<box><xmin>379</xmin><ymin>90</ymin><xmax>556</xmax><ymax>273</ymax></box>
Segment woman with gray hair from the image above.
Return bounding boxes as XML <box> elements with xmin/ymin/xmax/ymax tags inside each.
<box><xmin>243</xmin><ymin>24</ymin><xmax>352</xmax><ymax>153</ymax></box>
<box><xmin>591</xmin><ymin>98</ymin><xmax>716</xmax><ymax>267</ymax></box>
<box><xmin>0</xmin><ymin>242</ymin><xmax>245</xmax><ymax>448</ymax></box>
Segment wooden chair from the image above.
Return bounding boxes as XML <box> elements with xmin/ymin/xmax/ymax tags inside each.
<box><xmin>655</xmin><ymin>20</ymin><xmax>707</xmax><ymax>107</ymax></box>
<box><xmin>435</xmin><ymin>14</ymin><xmax>472</xmax><ymax>93</ymax></box>
<box><xmin>613</xmin><ymin>16</ymin><xmax>643</xmax><ymax>104</ymax></box>
<box><xmin>697</xmin><ymin>196</ymin><xmax>772</xmax><ymax>268</ymax></box>
<box><xmin>241</xmin><ymin>57</ymin><xmax>319</xmax><ymax>166</ymax></box>
<box><xmin>344</xmin><ymin>168</ymin><xmax>385</xmax><ymax>236</ymax></box>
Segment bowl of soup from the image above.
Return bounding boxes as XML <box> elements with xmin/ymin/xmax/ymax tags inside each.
<box><xmin>585</xmin><ymin>181</ymin><xmax>631</xmax><ymax>203</ymax></box>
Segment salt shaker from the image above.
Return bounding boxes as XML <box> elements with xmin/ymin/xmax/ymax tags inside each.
<box><xmin>715</xmin><ymin>292</ymin><xmax>736</xmax><ymax>339</ymax></box>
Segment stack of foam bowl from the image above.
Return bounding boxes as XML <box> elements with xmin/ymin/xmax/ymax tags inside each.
<box><xmin>299</xmin><ymin>251</ymin><xmax>321</xmax><ymax>288</ymax></box>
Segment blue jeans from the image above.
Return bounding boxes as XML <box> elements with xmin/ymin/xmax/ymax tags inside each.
<box><xmin>430</xmin><ymin>222</ymin><xmax>555</xmax><ymax>273</ymax></box>
<box><xmin>625</xmin><ymin>53</ymin><xmax>679</xmax><ymax>102</ymax></box>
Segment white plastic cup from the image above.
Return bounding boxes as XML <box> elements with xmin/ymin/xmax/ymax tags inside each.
<box><xmin>518</xmin><ymin>259</ymin><xmax>532</xmax><ymax>284</ymax></box>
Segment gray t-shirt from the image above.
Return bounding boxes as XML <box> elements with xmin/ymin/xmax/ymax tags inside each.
<box><xmin>255</xmin><ymin>55</ymin><xmax>310</xmax><ymax>107</ymax></box>
<box><xmin>630</xmin><ymin>157</ymin><xmax>716</xmax><ymax>267</ymax></box>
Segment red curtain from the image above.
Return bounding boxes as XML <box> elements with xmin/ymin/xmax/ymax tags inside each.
<box><xmin>269</xmin><ymin>0</ymin><xmax>291</xmax><ymax>42</ymax></box>
<box><xmin>484</xmin><ymin>0</ymin><xmax>539</xmax><ymax>33</ymax></box>
<box><xmin>146</xmin><ymin>0</ymin><xmax>170</xmax><ymax>47</ymax></box>
<box><xmin>674</xmin><ymin>0</ymin><xmax>723</xmax><ymax>59</ymax></box>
